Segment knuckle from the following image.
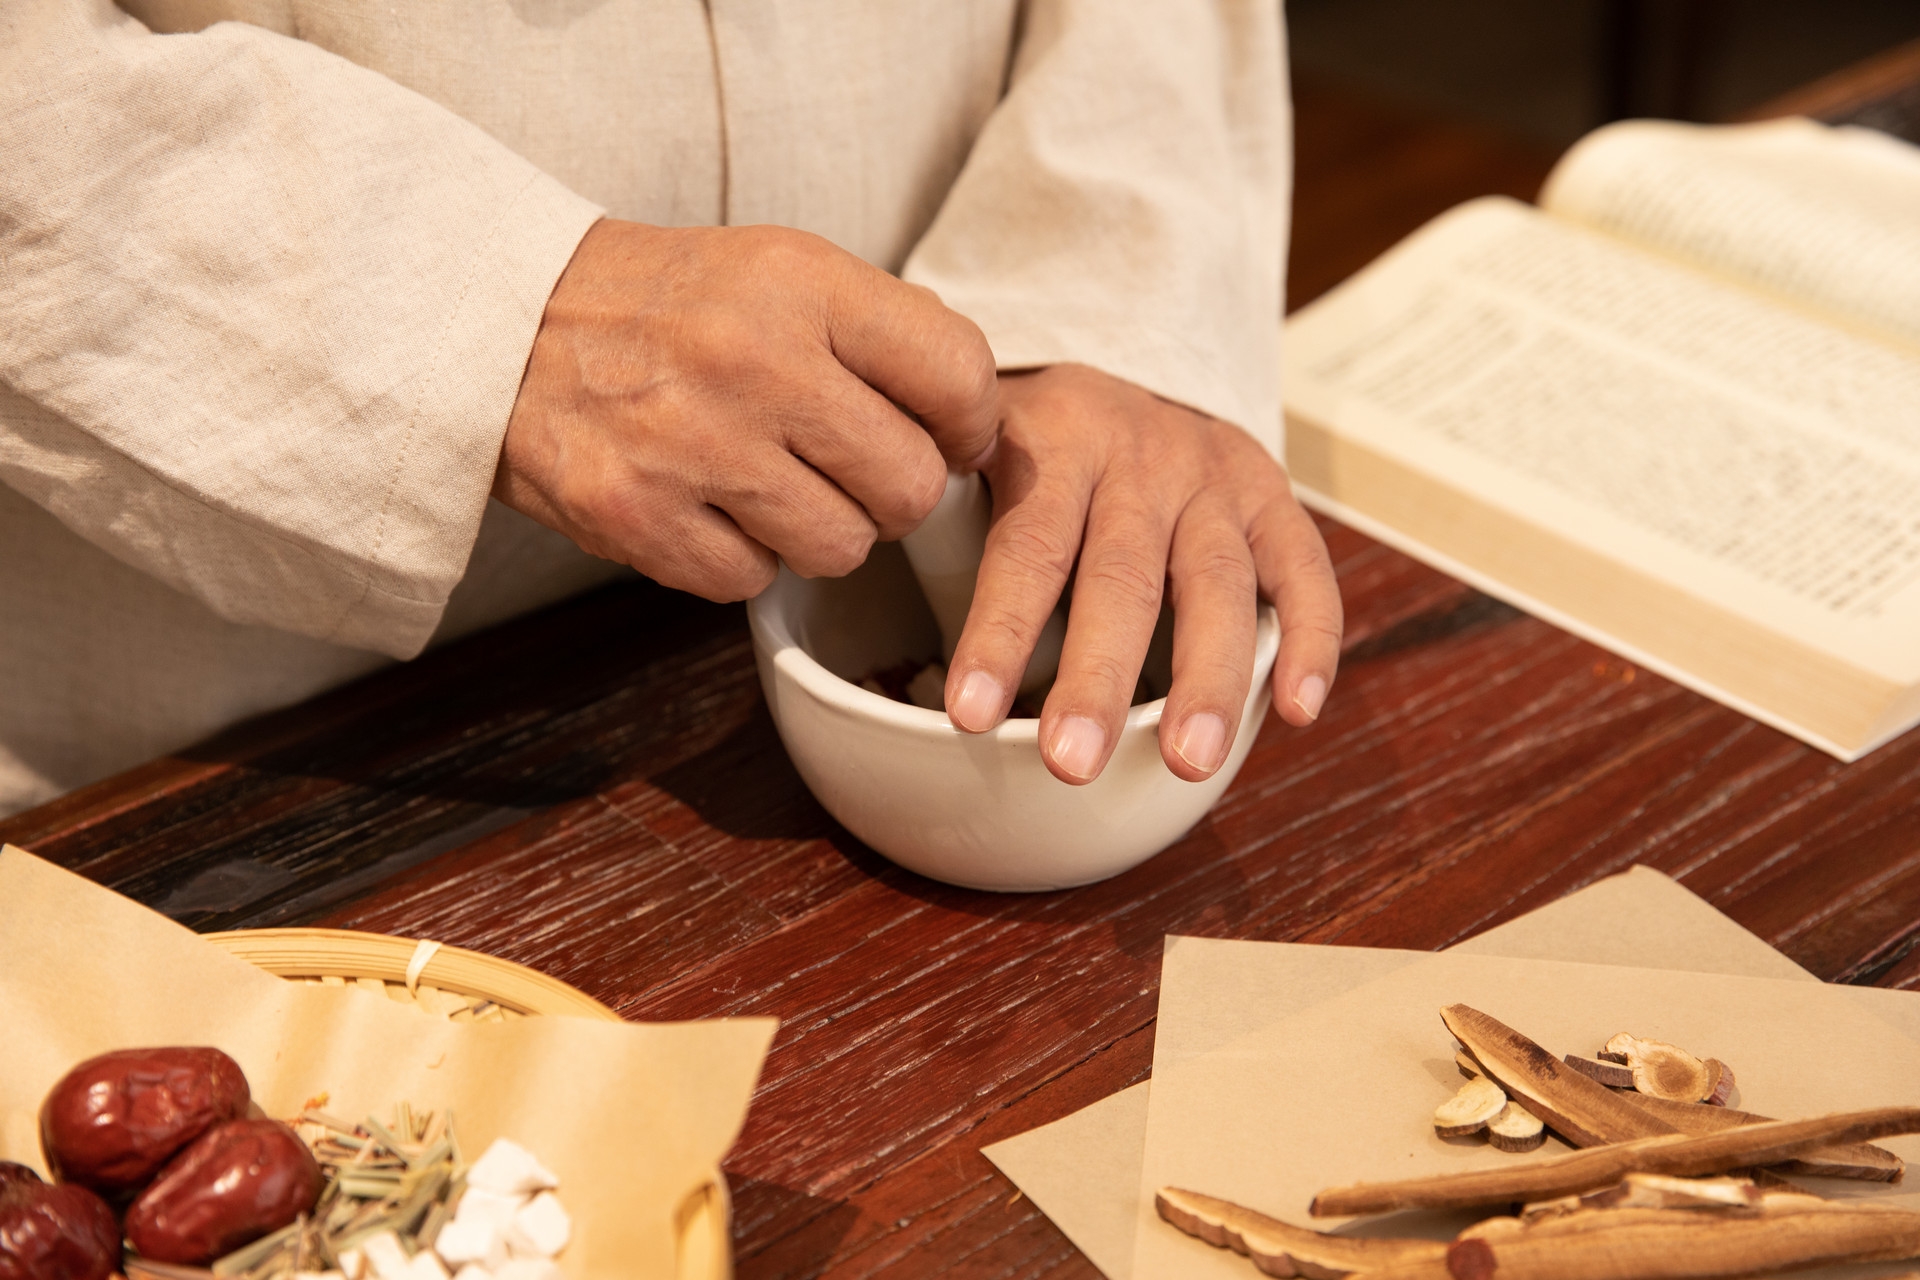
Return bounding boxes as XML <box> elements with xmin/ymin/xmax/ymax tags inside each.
<box><xmin>1189</xmin><ymin>546</ymin><xmax>1257</xmax><ymax>592</ymax></box>
<box><xmin>1070</xmin><ymin>648</ymin><xmax>1139</xmax><ymax>696</ymax></box>
<box><xmin>894</xmin><ymin>453</ymin><xmax>949</xmax><ymax>528</ymax></box>
<box><xmin>787</xmin><ymin>516</ymin><xmax>875</xmax><ymax>580</ymax></box>
<box><xmin>993</xmin><ymin>516</ymin><xmax>1080</xmax><ymax>585</ymax></box>
<box><xmin>672</xmin><ymin>554</ymin><xmax>772</xmax><ymax>604</ymax></box>
<box><xmin>823</xmin><ymin>524</ymin><xmax>877</xmax><ymax>576</ymax></box>
<box><xmin>1289</xmin><ymin>616</ymin><xmax>1345</xmax><ymax>647</ymax></box>
<box><xmin>1082</xmin><ymin>554</ymin><xmax>1166</xmax><ymax>613</ymax></box>
<box><xmin>746</xmin><ymin>226</ymin><xmax>837</xmax><ymax>287</ymax></box>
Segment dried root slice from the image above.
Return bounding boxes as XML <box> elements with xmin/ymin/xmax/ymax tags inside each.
<box><xmin>1435</xmin><ymin>1076</ymin><xmax>1508</xmax><ymax>1138</ymax></box>
<box><xmin>1598</xmin><ymin>1032</ymin><xmax>1636</xmax><ymax>1064</ymax></box>
<box><xmin>1454</xmin><ymin>1049</ymin><xmax>1483</xmax><ymax>1080</ymax></box>
<box><xmin>1487</xmin><ymin>1103</ymin><xmax>1547</xmax><ymax>1154</ymax></box>
<box><xmin>1701</xmin><ymin>1058</ymin><xmax>1735</xmax><ymax>1106</ymax></box>
<box><xmin>1631</xmin><ymin>1041</ymin><xmax>1711</xmax><ymax>1102</ymax></box>
<box><xmin>1155</xmin><ymin>1186</ymin><xmax>1446</xmax><ymax>1278</ymax></box>
<box><xmin>1310</xmin><ymin>1105</ymin><xmax>1920</xmax><ymax>1217</ymax></box>
<box><xmin>1604</xmin><ymin>1032</ymin><xmax>1720</xmax><ymax>1103</ymax></box>
<box><xmin>1561</xmin><ymin>1055</ymin><xmax>1634</xmax><ymax>1090</ymax></box>
<box><xmin>1613</xmin><ymin>1091</ymin><xmax>1904</xmax><ymax>1181</ymax></box>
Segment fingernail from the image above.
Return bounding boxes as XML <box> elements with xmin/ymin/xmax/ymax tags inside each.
<box><xmin>1293</xmin><ymin>674</ymin><xmax>1328</xmax><ymax>721</ymax></box>
<box><xmin>1172</xmin><ymin>713</ymin><xmax>1229</xmax><ymax>775</ymax></box>
<box><xmin>949</xmin><ymin>669</ymin><xmax>1005</xmax><ymax>732</ymax></box>
<box><xmin>1048</xmin><ymin>715</ymin><xmax>1107</xmax><ymax>781</ymax></box>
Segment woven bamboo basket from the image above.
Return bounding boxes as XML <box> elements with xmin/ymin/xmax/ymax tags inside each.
<box><xmin>194</xmin><ymin>926</ymin><xmax>730</xmax><ymax>1280</ymax></box>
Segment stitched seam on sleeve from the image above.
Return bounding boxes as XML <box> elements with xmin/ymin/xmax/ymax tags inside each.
<box><xmin>322</xmin><ymin>166</ymin><xmax>552</xmax><ymax>645</ymax></box>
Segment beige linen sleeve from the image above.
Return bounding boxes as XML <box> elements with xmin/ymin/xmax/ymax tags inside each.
<box><xmin>0</xmin><ymin>1</ymin><xmax>604</xmax><ymax>658</ymax></box>
<box><xmin>901</xmin><ymin>0</ymin><xmax>1289</xmax><ymax>452</ymax></box>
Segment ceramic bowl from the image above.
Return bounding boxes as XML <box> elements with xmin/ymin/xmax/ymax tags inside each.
<box><xmin>746</xmin><ymin>543</ymin><xmax>1280</xmax><ymax>892</ymax></box>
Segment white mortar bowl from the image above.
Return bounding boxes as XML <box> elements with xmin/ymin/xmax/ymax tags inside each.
<box><xmin>747</xmin><ymin>543</ymin><xmax>1280</xmax><ymax>892</ymax></box>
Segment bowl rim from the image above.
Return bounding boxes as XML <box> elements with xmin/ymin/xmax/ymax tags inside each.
<box><xmin>747</xmin><ymin>573</ymin><xmax>1281</xmax><ymax>745</ymax></box>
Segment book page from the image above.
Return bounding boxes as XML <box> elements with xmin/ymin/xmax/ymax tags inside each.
<box><xmin>1539</xmin><ymin>118</ymin><xmax>1920</xmax><ymax>349</ymax></box>
<box><xmin>1282</xmin><ymin>198</ymin><xmax>1920</xmax><ymax>697</ymax></box>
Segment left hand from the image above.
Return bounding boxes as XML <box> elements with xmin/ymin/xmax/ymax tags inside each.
<box><xmin>943</xmin><ymin>364</ymin><xmax>1344</xmax><ymax>785</ymax></box>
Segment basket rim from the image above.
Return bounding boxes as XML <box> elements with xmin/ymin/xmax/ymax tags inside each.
<box><xmin>206</xmin><ymin>925</ymin><xmax>619</xmax><ymax>1022</ymax></box>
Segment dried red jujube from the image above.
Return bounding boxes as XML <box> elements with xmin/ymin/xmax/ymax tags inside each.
<box><xmin>40</xmin><ymin>1046</ymin><xmax>250</xmax><ymax>1198</ymax></box>
<box><xmin>0</xmin><ymin>1177</ymin><xmax>120</xmax><ymax>1280</ymax></box>
<box><xmin>125</xmin><ymin>1119</ymin><xmax>321</xmax><ymax>1266</ymax></box>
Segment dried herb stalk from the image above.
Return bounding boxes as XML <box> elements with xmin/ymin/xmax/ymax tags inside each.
<box><xmin>1311</xmin><ymin>1106</ymin><xmax>1920</xmax><ymax>1217</ymax></box>
<box><xmin>1610</xmin><ymin>1091</ymin><xmax>1903</xmax><ymax>1181</ymax></box>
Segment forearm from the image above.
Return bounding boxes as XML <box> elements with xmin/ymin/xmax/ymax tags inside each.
<box><xmin>0</xmin><ymin>0</ymin><xmax>601</xmax><ymax>656</ymax></box>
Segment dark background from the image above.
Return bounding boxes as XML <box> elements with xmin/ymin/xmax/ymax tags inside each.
<box><xmin>1290</xmin><ymin>0</ymin><xmax>1920</xmax><ymax>148</ymax></box>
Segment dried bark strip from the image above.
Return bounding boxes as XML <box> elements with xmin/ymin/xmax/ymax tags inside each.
<box><xmin>1616</xmin><ymin>1092</ymin><xmax>1904</xmax><ymax>1181</ymax></box>
<box><xmin>1345</xmin><ymin>1205</ymin><xmax>1920</xmax><ymax>1280</ymax></box>
<box><xmin>1446</xmin><ymin>1204</ymin><xmax>1920</xmax><ymax>1280</ymax></box>
<box><xmin>1311</xmin><ymin>1106</ymin><xmax>1920</xmax><ymax>1217</ymax></box>
<box><xmin>1439</xmin><ymin>1006</ymin><xmax>1678</xmax><ymax>1147</ymax></box>
<box><xmin>1156</xmin><ymin>1187</ymin><xmax>1447</xmax><ymax>1278</ymax></box>
<box><xmin>1573</xmin><ymin>1173</ymin><xmax>1764</xmax><ymax>1211</ymax></box>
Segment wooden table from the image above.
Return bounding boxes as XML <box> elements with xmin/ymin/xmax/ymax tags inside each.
<box><xmin>8</xmin><ymin>65</ymin><xmax>1920</xmax><ymax>1280</ymax></box>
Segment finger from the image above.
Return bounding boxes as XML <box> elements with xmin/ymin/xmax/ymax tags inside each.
<box><xmin>709</xmin><ymin>448</ymin><xmax>879</xmax><ymax>580</ymax></box>
<box><xmin>1159</xmin><ymin>501</ymin><xmax>1259</xmax><ymax>781</ymax></box>
<box><xmin>944</xmin><ymin>456</ymin><xmax>1092</xmax><ymax>735</ymax></box>
<box><xmin>1248</xmin><ymin>488</ymin><xmax>1343</xmax><ymax>727</ymax></box>
<box><xmin>825</xmin><ymin>268</ymin><xmax>1000</xmax><ymax>471</ymax></box>
<box><xmin>1038</xmin><ymin>486</ymin><xmax>1176</xmax><ymax>785</ymax></box>
<box><xmin>781</xmin><ymin>361</ymin><xmax>950</xmax><ymax>540</ymax></box>
<box><xmin>635</xmin><ymin>504</ymin><xmax>780</xmax><ymax>603</ymax></box>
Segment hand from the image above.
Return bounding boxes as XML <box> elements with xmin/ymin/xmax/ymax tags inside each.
<box><xmin>495</xmin><ymin>219</ymin><xmax>1000</xmax><ymax>600</ymax></box>
<box><xmin>943</xmin><ymin>364</ymin><xmax>1343</xmax><ymax>785</ymax></box>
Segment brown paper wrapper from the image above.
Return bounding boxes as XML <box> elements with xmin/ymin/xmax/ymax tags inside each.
<box><xmin>0</xmin><ymin>846</ymin><xmax>774</xmax><ymax>1279</ymax></box>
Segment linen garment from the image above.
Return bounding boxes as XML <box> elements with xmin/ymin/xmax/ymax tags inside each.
<box><xmin>0</xmin><ymin>0</ymin><xmax>1291</xmax><ymax>816</ymax></box>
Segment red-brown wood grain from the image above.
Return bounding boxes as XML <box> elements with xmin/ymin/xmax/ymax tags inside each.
<box><xmin>6</xmin><ymin>69</ymin><xmax>1918</xmax><ymax>1280</ymax></box>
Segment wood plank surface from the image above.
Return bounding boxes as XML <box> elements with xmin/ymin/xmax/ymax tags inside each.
<box><xmin>7</xmin><ymin>69</ymin><xmax>1919</xmax><ymax>1280</ymax></box>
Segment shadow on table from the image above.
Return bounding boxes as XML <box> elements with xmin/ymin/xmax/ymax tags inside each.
<box><xmin>643</xmin><ymin>697</ymin><xmax>1302</xmax><ymax>960</ymax></box>
<box><xmin>724</xmin><ymin>1174</ymin><xmax>862</xmax><ymax>1280</ymax></box>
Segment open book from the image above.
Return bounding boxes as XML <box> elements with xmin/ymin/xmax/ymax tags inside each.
<box><xmin>1283</xmin><ymin>117</ymin><xmax>1920</xmax><ymax>760</ymax></box>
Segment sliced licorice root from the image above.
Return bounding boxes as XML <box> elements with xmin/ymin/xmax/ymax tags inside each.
<box><xmin>1487</xmin><ymin>1102</ymin><xmax>1548</xmax><ymax>1153</ymax></box>
<box><xmin>1602</xmin><ymin>1033</ymin><xmax>1723</xmax><ymax>1104</ymax></box>
<box><xmin>1435</xmin><ymin>1076</ymin><xmax>1509</xmax><ymax>1138</ymax></box>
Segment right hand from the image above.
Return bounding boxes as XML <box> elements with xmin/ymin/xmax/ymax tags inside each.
<box><xmin>494</xmin><ymin>219</ymin><xmax>1001</xmax><ymax>599</ymax></box>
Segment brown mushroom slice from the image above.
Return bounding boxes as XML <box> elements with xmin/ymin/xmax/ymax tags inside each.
<box><xmin>1435</xmin><ymin>1076</ymin><xmax>1508</xmax><ymax>1138</ymax></box>
<box><xmin>1487</xmin><ymin>1102</ymin><xmax>1547</xmax><ymax>1153</ymax></box>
